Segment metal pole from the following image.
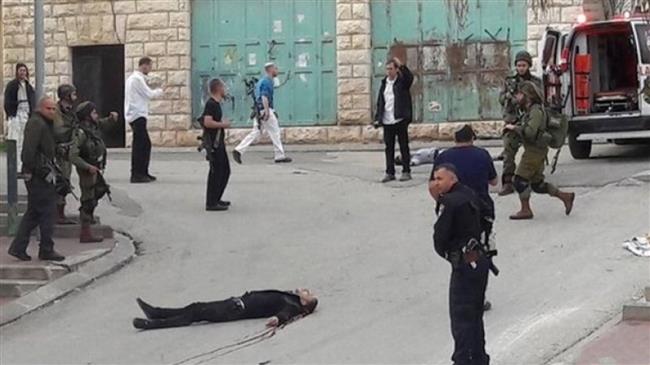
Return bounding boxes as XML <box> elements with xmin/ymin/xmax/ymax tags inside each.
<box><xmin>34</xmin><ymin>0</ymin><xmax>45</xmax><ymax>99</ymax></box>
<box><xmin>6</xmin><ymin>140</ymin><xmax>18</xmax><ymax>236</ymax></box>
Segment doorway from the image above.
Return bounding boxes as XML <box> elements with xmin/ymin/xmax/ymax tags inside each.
<box><xmin>72</xmin><ymin>45</ymin><xmax>125</xmax><ymax>147</ymax></box>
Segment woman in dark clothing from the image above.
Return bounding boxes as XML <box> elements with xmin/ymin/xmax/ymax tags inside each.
<box><xmin>132</xmin><ymin>288</ymin><xmax>318</xmax><ymax>330</ymax></box>
<box><xmin>200</xmin><ymin>78</ymin><xmax>232</xmax><ymax>211</ymax></box>
<box><xmin>4</xmin><ymin>63</ymin><xmax>35</xmax><ymax>169</ymax></box>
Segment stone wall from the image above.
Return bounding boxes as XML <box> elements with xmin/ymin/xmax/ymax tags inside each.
<box><xmin>1</xmin><ymin>0</ymin><xmax>191</xmax><ymax>147</ymax></box>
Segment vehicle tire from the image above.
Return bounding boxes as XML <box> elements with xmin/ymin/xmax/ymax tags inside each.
<box><xmin>569</xmin><ymin>133</ymin><xmax>592</xmax><ymax>159</ymax></box>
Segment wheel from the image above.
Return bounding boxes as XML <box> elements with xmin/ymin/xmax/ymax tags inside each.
<box><xmin>569</xmin><ymin>133</ymin><xmax>592</xmax><ymax>159</ymax></box>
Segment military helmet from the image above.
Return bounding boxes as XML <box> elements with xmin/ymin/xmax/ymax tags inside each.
<box><xmin>517</xmin><ymin>81</ymin><xmax>543</xmax><ymax>104</ymax></box>
<box><xmin>514</xmin><ymin>51</ymin><xmax>533</xmax><ymax>67</ymax></box>
<box><xmin>57</xmin><ymin>84</ymin><xmax>76</xmax><ymax>100</ymax></box>
<box><xmin>76</xmin><ymin>101</ymin><xmax>96</xmax><ymax>121</ymax></box>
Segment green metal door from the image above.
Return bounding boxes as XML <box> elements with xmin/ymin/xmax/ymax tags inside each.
<box><xmin>371</xmin><ymin>0</ymin><xmax>527</xmax><ymax>123</ymax></box>
<box><xmin>192</xmin><ymin>0</ymin><xmax>336</xmax><ymax>127</ymax></box>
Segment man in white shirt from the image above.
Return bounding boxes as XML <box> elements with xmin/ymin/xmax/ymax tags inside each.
<box><xmin>124</xmin><ymin>57</ymin><xmax>163</xmax><ymax>183</ymax></box>
<box><xmin>373</xmin><ymin>57</ymin><xmax>414</xmax><ymax>183</ymax></box>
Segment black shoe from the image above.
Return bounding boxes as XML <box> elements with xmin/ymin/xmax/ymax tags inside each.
<box><xmin>399</xmin><ymin>172</ymin><xmax>412</xmax><ymax>181</ymax></box>
<box><xmin>38</xmin><ymin>249</ymin><xmax>65</xmax><ymax>262</ymax></box>
<box><xmin>133</xmin><ymin>318</ymin><xmax>152</xmax><ymax>330</ymax></box>
<box><xmin>147</xmin><ymin>174</ymin><xmax>157</xmax><ymax>181</ymax></box>
<box><xmin>136</xmin><ymin>298</ymin><xmax>158</xmax><ymax>319</ymax></box>
<box><xmin>232</xmin><ymin>150</ymin><xmax>242</xmax><ymax>164</ymax></box>
<box><xmin>206</xmin><ymin>204</ymin><xmax>229</xmax><ymax>211</ymax></box>
<box><xmin>130</xmin><ymin>175</ymin><xmax>153</xmax><ymax>183</ymax></box>
<box><xmin>381</xmin><ymin>174</ymin><xmax>396</xmax><ymax>183</ymax></box>
<box><xmin>274</xmin><ymin>157</ymin><xmax>292</xmax><ymax>163</ymax></box>
<box><xmin>218</xmin><ymin>200</ymin><xmax>231</xmax><ymax>206</ymax></box>
<box><xmin>483</xmin><ymin>300</ymin><xmax>492</xmax><ymax>311</ymax></box>
<box><xmin>8</xmin><ymin>248</ymin><xmax>31</xmax><ymax>261</ymax></box>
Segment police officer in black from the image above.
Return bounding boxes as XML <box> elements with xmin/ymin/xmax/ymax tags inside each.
<box><xmin>7</xmin><ymin>97</ymin><xmax>65</xmax><ymax>262</ymax></box>
<box><xmin>430</xmin><ymin>163</ymin><xmax>490</xmax><ymax>365</ymax></box>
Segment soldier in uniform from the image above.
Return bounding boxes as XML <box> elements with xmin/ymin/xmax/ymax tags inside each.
<box><xmin>505</xmin><ymin>81</ymin><xmax>575</xmax><ymax>220</ymax></box>
<box><xmin>69</xmin><ymin>101</ymin><xmax>118</xmax><ymax>242</ymax></box>
<box><xmin>431</xmin><ymin>163</ymin><xmax>490</xmax><ymax>365</ymax></box>
<box><xmin>7</xmin><ymin>97</ymin><xmax>65</xmax><ymax>262</ymax></box>
<box><xmin>53</xmin><ymin>84</ymin><xmax>79</xmax><ymax>225</ymax></box>
<box><xmin>498</xmin><ymin>51</ymin><xmax>542</xmax><ymax>196</ymax></box>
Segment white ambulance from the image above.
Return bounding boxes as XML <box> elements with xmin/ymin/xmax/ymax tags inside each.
<box><xmin>540</xmin><ymin>10</ymin><xmax>650</xmax><ymax>159</ymax></box>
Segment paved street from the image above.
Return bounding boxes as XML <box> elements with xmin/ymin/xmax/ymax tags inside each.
<box><xmin>1</xmin><ymin>142</ymin><xmax>649</xmax><ymax>365</ymax></box>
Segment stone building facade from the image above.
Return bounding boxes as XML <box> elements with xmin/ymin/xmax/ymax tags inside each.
<box><xmin>2</xmin><ymin>0</ymin><xmax>607</xmax><ymax>146</ymax></box>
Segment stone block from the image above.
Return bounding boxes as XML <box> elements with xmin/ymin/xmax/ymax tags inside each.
<box><xmin>53</xmin><ymin>32</ymin><xmax>67</xmax><ymax>45</ymax></box>
<box><xmin>44</xmin><ymin>18</ymin><xmax>57</xmax><ymax>33</ymax></box>
<box><xmin>116</xmin><ymin>15</ymin><xmax>127</xmax><ymax>42</ymax></box>
<box><xmin>337</xmin><ymin>65</ymin><xmax>353</xmax><ymax>78</ymax></box>
<box><xmin>336</xmin><ymin>20</ymin><xmax>370</xmax><ymax>36</ymax></box>
<box><xmin>338</xmin><ymin>94</ymin><xmax>354</xmax><ymax>110</ymax></box>
<box><xmin>81</xmin><ymin>1</ymin><xmax>113</xmax><ymax>14</ymax></box>
<box><xmin>327</xmin><ymin>126</ymin><xmax>362</xmax><ymax>143</ymax></box>
<box><xmin>409</xmin><ymin>123</ymin><xmax>439</xmax><ymax>141</ymax></box>
<box><xmin>172</xmin><ymin>100</ymin><xmax>191</xmax><ymax>114</ymax></box>
<box><xmin>125</xmin><ymin>43</ymin><xmax>143</xmax><ymax>57</ymax></box>
<box><xmin>167</xmin><ymin>70</ymin><xmax>190</xmax><ymax>86</ymax></box>
<box><xmin>137</xmin><ymin>0</ymin><xmax>178</xmax><ymax>12</ymax></box>
<box><xmin>151</xmin><ymin>28</ymin><xmax>178</xmax><ymax>41</ymax></box>
<box><xmin>54</xmin><ymin>61</ymin><xmax>69</xmax><ymax>75</ymax></box>
<box><xmin>53</xmin><ymin>3</ymin><xmax>80</xmax><ymax>17</ymax></box>
<box><xmin>157</xmin><ymin>56</ymin><xmax>179</xmax><ymax>70</ymax></box>
<box><xmin>2</xmin><ymin>20</ymin><xmax>22</xmax><ymax>35</ymax></box>
<box><xmin>351</xmin><ymin>94</ymin><xmax>371</xmax><ymax>110</ymax></box>
<box><xmin>472</xmin><ymin>121</ymin><xmax>501</xmax><ymax>138</ymax></box>
<box><xmin>337</xmin><ymin>36</ymin><xmax>352</xmax><ymax>50</ymax></box>
<box><xmin>178</xmin><ymin>27</ymin><xmax>190</xmax><ymax>41</ymax></box>
<box><xmin>144</xmin><ymin>42</ymin><xmax>166</xmax><ymax>56</ymax></box>
<box><xmin>4</xmin><ymin>4</ymin><xmax>29</xmax><ymax>18</ymax></box>
<box><xmin>169</xmin><ymin>12</ymin><xmax>190</xmax><ymax>28</ymax></box>
<box><xmin>284</xmin><ymin>127</ymin><xmax>328</xmax><ymax>144</ymax></box>
<box><xmin>352</xmin><ymin>3</ymin><xmax>370</xmax><ymax>19</ymax></box>
<box><xmin>437</xmin><ymin>122</ymin><xmax>457</xmax><ymax>141</ymax></box>
<box><xmin>166</xmin><ymin>114</ymin><xmax>190</xmax><ymax>130</ymax></box>
<box><xmin>338</xmin><ymin>109</ymin><xmax>371</xmax><ymax>125</ymax></box>
<box><xmin>176</xmin><ymin>129</ymin><xmax>201</xmax><ymax>147</ymax></box>
<box><xmin>352</xmin><ymin>64</ymin><xmax>371</xmax><ymax>78</ymax></box>
<box><xmin>338</xmin><ymin>78</ymin><xmax>370</xmax><ymax>94</ymax></box>
<box><xmin>336</xmin><ymin>3</ymin><xmax>352</xmax><ymax>20</ymax></box>
<box><xmin>149</xmin><ymin>100</ymin><xmax>173</xmax><ymax>114</ymax></box>
<box><xmin>127</xmin><ymin>13</ymin><xmax>168</xmax><ymax>30</ymax></box>
<box><xmin>361</xmin><ymin>125</ymin><xmax>382</xmax><ymax>143</ymax></box>
<box><xmin>148</xmin><ymin>131</ymin><xmax>163</xmax><ymax>146</ymax></box>
<box><xmin>57</xmin><ymin>47</ymin><xmax>69</xmax><ymax>61</ymax></box>
<box><xmin>561</xmin><ymin>6</ymin><xmax>584</xmax><ymax>22</ymax></box>
<box><xmin>527</xmin><ymin>7</ymin><xmax>562</xmax><ymax>24</ymax></box>
<box><xmin>527</xmin><ymin>24</ymin><xmax>546</xmax><ymax>41</ymax></box>
<box><xmin>351</xmin><ymin>34</ymin><xmax>371</xmax><ymax>49</ymax></box>
<box><xmin>337</xmin><ymin>49</ymin><xmax>371</xmax><ymax>65</ymax></box>
<box><xmin>225</xmin><ymin>129</ymin><xmax>251</xmax><ymax>145</ymax></box>
<box><xmin>113</xmin><ymin>1</ymin><xmax>136</xmax><ymax>14</ymax></box>
<box><xmin>167</xmin><ymin>41</ymin><xmax>190</xmax><ymax>56</ymax></box>
<box><xmin>163</xmin><ymin>86</ymin><xmax>181</xmax><ymax>99</ymax></box>
<box><xmin>179</xmin><ymin>56</ymin><xmax>191</xmax><ymax>70</ymax></box>
<box><xmin>126</xmin><ymin>30</ymin><xmax>150</xmax><ymax>42</ymax></box>
<box><xmin>45</xmin><ymin>46</ymin><xmax>58</xmax><ymax>62</ymax></box>
<box><xmin>24</xmin><ymin>48</ymin><xmax>35</xmax><ymax>62</ymax></box>
<box><xmin>147</xmin><ymin>115</ymin><xmax>166</xmax><ymax>130</ymax></box>
<box><xmin>179</xmin><ymin>87</ymin><xmax>191</xmax><ymax>100</ymax></box>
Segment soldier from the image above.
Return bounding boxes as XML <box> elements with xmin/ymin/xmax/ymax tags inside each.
<box><xmin>7</xmin><ymin>97</ymin><xmax>65</xmax><ymax>262</ymax></box>
<box><xmin>505</xmin><ymin>81</ymin><xmax>575</xmax><ymax>220</ymax></box>
<box><xmin>498</xmin><ymin>51</ymin><xmax>542</xmax><ymax>196</ymax></box>
<box><xmin>53</xmin><ymin>84</ymin><xmax>79</xmax><ymax>225</ymax></box>
<box><xmin>69</xmin><ymin>102</ymin><xmax>118</xmax><ymax>242</ymax></box>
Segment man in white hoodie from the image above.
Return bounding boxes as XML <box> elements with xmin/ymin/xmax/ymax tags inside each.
<box><xmin>124</xmin><ymin>57</ymin><xmax>163</xmax><ymax>183</ymax></box>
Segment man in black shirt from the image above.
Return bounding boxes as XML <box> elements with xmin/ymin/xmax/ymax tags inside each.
<box><xmin>200</xmin><ymin>78</ymin><xmax>232</xmax><ymax>211</ymax></box>
<box><xmin>132</xmin><ymin>289</ymin><xmax>318</xmax><ymax>330</ymax></box>
<box><xmin>431</xmin><ymin>164</ymin><xmax>490</xmax><ymax>365</ymax></box>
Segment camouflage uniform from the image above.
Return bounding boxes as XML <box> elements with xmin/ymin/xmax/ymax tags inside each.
<box><xmin>70</xmin><ymin>101</ymin><xmax>112</xmax><ymax>242</ymax></box>
<box><xmin>498</xmin><ymin>51</ymin><xmax>542</xmax><ymax>195</ymax></box>
<box><xmin>53</xmin><ymin>84</ymin><xmax>79</xmax><ymax>224</ymax></box>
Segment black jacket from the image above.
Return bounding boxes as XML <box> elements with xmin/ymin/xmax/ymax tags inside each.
<box><xmin>21</xmin><ymin>112</ymin><xmax>56</xmax><ymax>178</ymax></box>
<box><xmin>374</xmin><ymin>65</ymin><xmax>414</xmax><ymax>124</ymax></box>
<box><xmin>4</xmin><ymin>78</ymin><xmax>35</xmax><ymax>118</ymax></box>
<box><xmin>240</xmin><ymin>290</ymin><xmax>305</xmax><ymax>325</ymax></box>
<box><xmin>433</xmin><ymin>183</ymin><xmax>484</xmax><ymax>259</ymax></box>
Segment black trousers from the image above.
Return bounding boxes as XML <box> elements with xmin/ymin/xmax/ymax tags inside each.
<box><xmin>206</xmin><ymin>145</ymin><xmax>231</xmax><ymax>207</ymax></box>
<box><xmin>449</xmin><ymin>255</ymin><xmax>490</xmax><ymax>365</ymax></box>
<box><xmin>142</xmin><ymin>299</ymin><xmax>246</xmax><ymax>329</ymax></box>
<box><xmin>383</xmin><ymin>121</ymin><xmax>411</xmax><ymax>175</ymax></box>
<box><xmin>9</xmin><ymin>178</ymin><xmax>57</xmax><ymax>253</ymax></box>
<box><xmin>130</xmin><ymin>117</ymin><xmax>152</xmax><ymax>178</ymax></box>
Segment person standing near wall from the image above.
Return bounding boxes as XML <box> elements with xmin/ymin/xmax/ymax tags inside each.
<box><xmin>200</xmin><ymin>78</ymin><xmax>232</xmax><ymax>211</ymax></box>
<box><xmin>4</xmin><ymin>63</ymin><xmax>35</xmax><ymax>172</ymax></box>
<box><xmin>125</xmin><ymin>57</ymin><xmax>163</xmax><ymax>183</ymax></box>
<box><xmin>373</xmin><ymin>57</ymin><xmax>414</xmax><ymax>183</ymax></box>
<box><xmin>232</xmin><ymin>62</ymin><xmax>292</xmax><ymax>165</ymax></box>
<box><xmin>53</xmin><ymin>84</ymin><xmax>79</xmax><ymax>225</ymax></box>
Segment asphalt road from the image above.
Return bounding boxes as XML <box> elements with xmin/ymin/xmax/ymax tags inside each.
<box><xmin>1</xmin><ymin>142</ymin><xmax>649</xmax><ymax>365</ymax></box>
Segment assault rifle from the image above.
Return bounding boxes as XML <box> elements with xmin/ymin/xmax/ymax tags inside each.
<box><xmin>42</xmin><ymin>156</ymin><xmax>78</xmax><ymax>200</ymax></box>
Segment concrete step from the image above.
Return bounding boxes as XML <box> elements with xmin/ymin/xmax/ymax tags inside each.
<box><xmin>1</xmin><ymin>223</ymin><xmax>112</xmax><ymax>239</ymax></box>
<box><xmin>0</xmin><ymin>279</ymin><xmax>48</xmax><ymax>297</ymax></box>
<box><xmin>645</xmin><ymin>286</ymin><xmax>650</xmax><ymax>302</ymax></box>
<box><xmin>623</xmin><ymin>301</ymin><xmax>650</xmax><ymax>321</ymax></box>
<box><xmin>0</xmin><ymin>201</ymin><xmax>28</xmax><ymax>213</ymax></box>
<box><xmin>0</xmin><ymin>265</ymin><xmax>67</xmax><ymax>281</ymax></box>
<box><xmin>0</xmin><ymin>195</ymin><xmax>27</xmax><ymax>201</ymax></box>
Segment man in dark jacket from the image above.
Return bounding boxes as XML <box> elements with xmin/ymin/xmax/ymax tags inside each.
<box><xmin>431</xmin><ymin>164</ymin><xmax>490</xmax><ymax>365</ymax></box>
<box><xmin>374</xmin><ymin>57</ymin><xmax>414</xmax><ymax>183</ymax></box>
<box><xmin>132</xmin><ymin>288</ymin><xmax>318</xmax><ymax>330</ymax></box>
<box><xmin>7</xmin><ymin>97</ymin><xmax>65</xmax><ymax>262</ymax></box>
<box><xmin>4</xmin><ymin>63</ymin><xmax>35</xmax><ymax>170</ymax></box>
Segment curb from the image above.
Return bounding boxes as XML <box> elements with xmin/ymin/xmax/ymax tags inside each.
<box><xmin>0</xmin><ymin>232</ymin><xmax>136</xmax><ymax>327</ymax></box>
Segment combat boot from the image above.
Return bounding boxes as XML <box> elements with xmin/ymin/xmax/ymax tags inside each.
<box><xmin>79</xmin><ymin>224</ymin><xmax>103</xmax><ymax>243</ymax></box>
<box><xmin>553</xmin><ymin>191</ymin><xmax>575</xmax><ymax>216</ymax></box>
<box><xmin>57</xmin><ymin>204</ymin><xmax>76</xmax><ymax>225</ymax></box>
<box><xmin>509</xmin><ymin>199</ymin><xmax>533</xmax><ymax>220</ymax></box>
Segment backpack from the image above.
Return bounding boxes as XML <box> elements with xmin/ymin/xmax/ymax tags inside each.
<box><xmin>542</xmin><ymin>107</ymin><xmax>568</xmax><ymax>149</ymax></box>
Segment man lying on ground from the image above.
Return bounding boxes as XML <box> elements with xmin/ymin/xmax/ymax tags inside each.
<box><xmin>133</xmin><ymin>288</ymin><xmax>318</xmax><ymax>330</ymax></box>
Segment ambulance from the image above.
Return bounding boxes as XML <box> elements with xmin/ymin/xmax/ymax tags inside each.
<box><xmin>540</xmin><ymin>10</ymin><xmax>650</xmax><ymax>159</ymax></box>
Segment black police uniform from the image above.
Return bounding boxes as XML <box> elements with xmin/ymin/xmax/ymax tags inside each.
<box><xmin>434</xmin><ymin>182</ymin><xmax>490</xmax><ymax>365</ymax></box>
